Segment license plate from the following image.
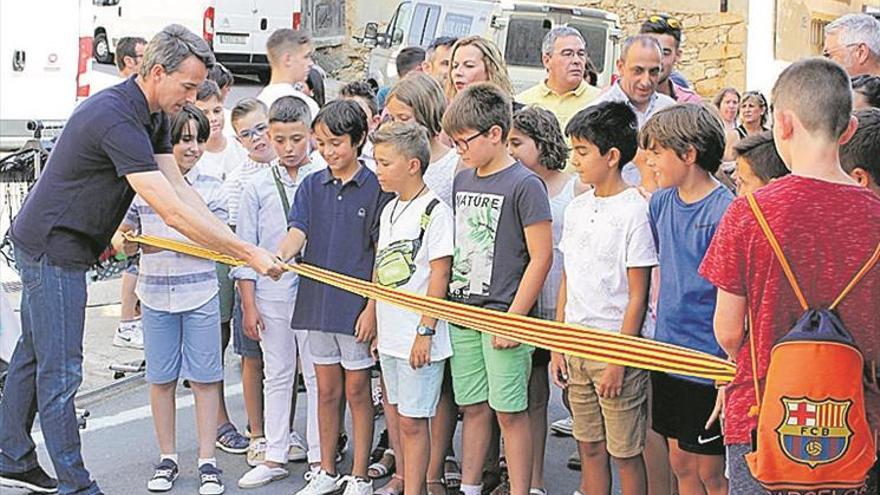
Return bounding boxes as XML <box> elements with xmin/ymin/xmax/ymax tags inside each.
<box><xmin>218</xmin><ymin>34</ymin><xmax>248</xmax><ymax>45</ymax></box>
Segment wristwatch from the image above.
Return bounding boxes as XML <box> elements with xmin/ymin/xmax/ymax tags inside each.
<box><xmin>416</xmin><ymin>324</ymin><xmax>436</xmax><ymax>337</ymax></box>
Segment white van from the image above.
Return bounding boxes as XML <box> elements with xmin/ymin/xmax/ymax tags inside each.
<box><xmin>0</xmin><ymin>0</ymin><xmax>93</xmax><ymax>150</ymax></box>
<box><xmin>90</xmin><ymin>0</ymin><xmax>303</xmax><ymax>82</ymax></box>
<box><xmin>358</xmin><ymin>0</ymin><xmax>622</xmax><ymax>93</ymax></box>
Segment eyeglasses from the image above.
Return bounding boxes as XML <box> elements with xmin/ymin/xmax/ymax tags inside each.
<box><xmin>452</xmin><ymin>129</ymin><xmax>489</xmax><ymax>153</ymax></box>
<box><xmin>823</xmin><ymin>43</ymin><xmax>861</xmax><ymax>59</ymax></box>
<box><xmin>647</xmin><ymin>15</ymin><xmax>681</xmax><ymax>30</ymax></box>
<box><xmin>237</xmin><ymin>122</ymin><xmax>269</xmax><ymax>140</ymax></box>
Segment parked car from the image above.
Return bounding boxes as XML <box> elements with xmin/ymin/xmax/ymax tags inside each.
<box><xmin>358</xmin><ymin>0</ymin><xmax>622</xmax><ymax>93</ymax></box>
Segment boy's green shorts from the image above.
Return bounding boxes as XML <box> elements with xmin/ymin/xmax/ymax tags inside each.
<box><xmin>448</xmin><ymin>323</ymin><xmax>533</xmax><ymax>413</ymax></box>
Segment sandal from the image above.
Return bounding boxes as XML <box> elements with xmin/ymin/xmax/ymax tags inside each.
<box><xmin>368</xmin><ymin>449</ymin><xmax>395</xmax><ymax>479</ymax></box>
<box><xmin>443</xmin><ymin>456</ymin><xmax>461</xmax><ymax>491</ymax></box>
<box><xmin>374</xmin><ymin>474</ymin><xmax>404</xmax><ymax>495</ymax></box>
<box><xmin>426</xmin><ymin>479</ymin><xmax>446</xmax><ymax>495</ymax></box>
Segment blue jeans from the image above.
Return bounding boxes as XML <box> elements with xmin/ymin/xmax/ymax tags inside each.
<box><xmin>0</xmin><ymin>248</ymin><xmax>101</xmax><ymax>495</ymax></box>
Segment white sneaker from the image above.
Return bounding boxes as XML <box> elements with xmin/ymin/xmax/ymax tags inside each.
<box><xmin>550</xmin><ymin>416</ymin><xmax>574</xmax><ymax>436</ymax></box>
<box><xmin>289</xmin><ymin>430</ymin><xmax>308</xmax><ymax>462</ymax></box>
<box><xmin>113</xmin><ymin>319</ymin><xmax>144</xmax><ymax>350</ymax></box>
<box><xmin>237</xmin><ymin>464</ymin><xmax>288</xmax><ymax>489</ymax></box>
<box><xmin>246</xmin><ymin>437</ymin><xmax>267</xmax><ymax>467</ymax></box>
<box><xmin>340</xmin><ymin>475</ymin><xmax>372</xmax><ymax>495</ymax></box>
<box><xmin>294</xmin><ymin>469</ymin><xmax>340</xmax><ymax>495</ymax></box>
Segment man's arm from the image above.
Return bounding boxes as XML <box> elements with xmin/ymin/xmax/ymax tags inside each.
<box><xmin>125</xmin><ymin>159</ymin><xmax>280</xmax><ymax>277</ymax></box>
<box><xmin>714</xmin><ymin>289</ymin><xmax>748</xmax><ymax>358</ymax></box>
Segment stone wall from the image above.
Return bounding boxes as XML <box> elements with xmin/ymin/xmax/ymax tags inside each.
<box><xmin>566</xmin><ymin>1</ymin><xmax>747</xmax><ymax>99</ymax></box>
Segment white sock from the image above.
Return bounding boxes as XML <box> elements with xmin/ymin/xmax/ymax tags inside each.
<box><xmin>461</xmin><ymin>484</ymin><xmax>483</xmax><ymax>495</ymax></box>
<box><xmin>160</xmin><ymin>453</ymin><xmax>178</xmax><ymax>464</ymax></box>
<box><xmin>198</xmin><ymin>457</ymin><xmax>216</xmax><ymax>468</ymax></box>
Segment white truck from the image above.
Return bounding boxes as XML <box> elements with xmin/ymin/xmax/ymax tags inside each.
<box><xmin>0</xmin><ymin>0</ymin><xmax>94</xmax><ymax>150</ymax></box>
<box><xmin>358</xmin><ymin>0</ymin><xmax>622</xmax><ymax>93</ymax></box>
<box><xmin>90</xmin><ymin>0</ymin><xmax>304</xmax><ymax>82</ymax></box>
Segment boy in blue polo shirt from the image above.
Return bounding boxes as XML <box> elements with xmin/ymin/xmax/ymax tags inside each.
<box><xmin>277</xmin><ymin>99</ymin><xmax>393</xmax><ymax>495</ymax></box>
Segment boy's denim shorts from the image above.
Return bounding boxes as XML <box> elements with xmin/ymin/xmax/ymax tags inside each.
<box><xmin>142</xmin><ymin>294</ymin><xmax>224</xmax><ymax>384</ymax></box>
<box><xmin>232</xmin><ymin>287</ymin><xmax>262</xmax><ymax>358</ymax></box>
<box><xmin>379</xmin><ymin>353</ymin><xmax>445</xmax><ymax>418</ymax></box>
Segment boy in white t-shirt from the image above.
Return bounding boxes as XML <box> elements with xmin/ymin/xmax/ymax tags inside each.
<box><xmin>371</xmin><ymin>121</ymin><xmax>454</xmax><ymax>495</ymax></box>
<box><xmin>552</xmin><ymin>101</ymin><xmax>658</xmax><ymax>495</ymax></box>
<box><xmin>258</xmin><ymin>29</ymin><xmax>320</xmax><ymax>118</ymax></box>
<box><xmin>195</xmin><ymin>80</ymin><xmax>248</xmax><ymax>182</ymax></box>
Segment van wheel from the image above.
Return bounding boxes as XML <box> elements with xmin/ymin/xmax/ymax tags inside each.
<box><xmin>94</xmin><ymin>32</ymin><xmax>114</xmax><ymax>65</ymax></box>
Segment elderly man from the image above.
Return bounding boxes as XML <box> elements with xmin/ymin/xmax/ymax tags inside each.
<box><xmin>589</xmin><ymin>35</ymin><xmax>676</xmax><ymax>185</ymax></box>
<box><xmin>0</xmin><ymin>25</ymin><xmax>281</xmax><ymax>495</ymax></box>
<box><xmin>518</xmin><ymin>26</ymin><xmax>602</xmax><ymax>131</ymax></box>
<box><xmin>639</xmin><ymin>14</ymin><xmax>701</xmax><ymax>103</ymax></box>
<box><xmin>824</xmin><ymin>13</ymin><xmax>880</xmax><ymax>77</ymax></box>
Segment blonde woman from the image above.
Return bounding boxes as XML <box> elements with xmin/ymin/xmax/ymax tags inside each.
<box><xmin>446</xmin><ymin>36</ymin><xmax>515</xmax><ymax>99</ymax></box>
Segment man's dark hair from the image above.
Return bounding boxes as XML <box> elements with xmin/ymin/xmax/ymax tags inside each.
<box><xmin>639</xmin><ymin>103</ymin><xmax>726</xmax><ymax>174</ymax></box>
<box><xmin>732</xmin><ymin>131</ymin><xmax>790</xmax><ymax>183</ymax></box>
<box><xmin>840</xmin><ymin>108</ymin><xmax>880</xmax><ymax>185</ymax></box>
<box><xmin>208</xmin><ymin>62</ymin><xmax>234</xmax><ymax>90</ymax></box>
<box><xmin>396</xmin><ymin>47</ymin><xmax>426</xmax><ymax>78</ymax></box>
<box><xmin>853</xmin><ymin>74</ymin><xmax>880</xmax><ymax>109</ymax></box>
<box><xmin>313</xmin><ymin>99</ymin><xmax>369</xmax><ymax>155</ymax></box>
<box><xmin>639</xmin><ymin>14</ymin><xmax>682</xmax><ymax>46</ymax></box>
<box><xmin>339</xmin><ymin>81</ymin><xmax>379</xmax><ymax>118</ymax></box>
<box><xmin>196</xmin><ymin>80</ymin><xmax>221</xmax><ymax>101</ymax></box>
<box><xmin>565</xmin><ymin>101</ymin><xmax>638</xmax><ymax>167</ymax></box>
<box><xmin>269</xmin><ymin>96</ymin><xmax>312</xmax><ymax>126</ymax></box>
<box><xmin>140</xmin><ymin>24</ymin><xmax>215</xmax><ymax>78</ymax></box>
<box><xmin>170</xmin><ymin>103</ymin><xmax>210</xmax><ymax>144</ymax></box>
<box><xmin>115</xmin><ymin>36</ymin><xmax>147</xmax><ymax>71</ymax></box>
<box><xmin>442</xmin><ymin>82</ymin><xmax>512</xmax><ymax>140</ymax></box>
<box><xmin>427</xmin><ymin>36</ymin><xmax>458</xmax><ymax>53</ymax></box>
<box><xmin>306</xmin><ymin>67</ymin><xmax>326</xmax><ymax>107</ymax></box>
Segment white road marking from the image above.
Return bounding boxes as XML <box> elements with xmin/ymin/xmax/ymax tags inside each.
<box><xmin>33</xmin><ymin>383</ymin><xmax>243</xmax><ymax>446</ymax></box>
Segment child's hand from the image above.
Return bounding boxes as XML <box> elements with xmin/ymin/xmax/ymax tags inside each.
<box><xmin>370</xmin><ymin>337</ymin><xmax>379</xmax><ymax>361</ymax></box>
<box><xmin>492</xmin><ymin>336</ymin><xmax>520</xmax><ymax>349</ymax></box>
<box><xmin>596</xmin><ymin>364</ymin><xmax>625</xmax><ymax>399</ymax></box>
<box><xmin>242</xmin><ymin>304</ymin><xmax>264</xmax><ymax>341</ymax></box>
<box><xmin>550</xmin><ymin>352</ymin><xmax>568</xmax><ymax>388</ymax></box>
<box><xmin>705</xmin><ymin>386</ymin><xmax>725</xmax><ymax>430</ymax></box>
<box><xmin>409</xmin><ymin>335</ymin><xmax>432</xmax><ymax>369</ymax></box>
<box><xmin>354</xmin><ymin>303</ymin><xmax>377</xmax><ymax>343</ymax></box>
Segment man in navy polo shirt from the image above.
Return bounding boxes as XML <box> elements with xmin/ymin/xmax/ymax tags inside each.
<box><xmin>0</xmin><ymin>25</ymin><xmax>282</xmax><ymax>495</ymax></box>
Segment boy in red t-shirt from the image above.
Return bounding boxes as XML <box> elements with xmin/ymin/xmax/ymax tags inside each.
<box><xmin>699</xmin><ymin>58</ymin><xmax>880</xmax><ymax>494</ymax></box>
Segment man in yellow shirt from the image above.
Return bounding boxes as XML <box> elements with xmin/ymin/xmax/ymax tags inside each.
<box><xmin>517</xmin><ymin>26</ymin><xmax>602</xmax><ymax>132</ymax></box>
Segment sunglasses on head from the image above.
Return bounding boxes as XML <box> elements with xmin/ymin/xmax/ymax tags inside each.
<box><xmin>647</xmin><ymin>15</ymin><xmax>681</xmax><ymax>30</ymax></box>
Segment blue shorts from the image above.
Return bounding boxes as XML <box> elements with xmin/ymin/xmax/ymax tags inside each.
<box><xmin>380</xmin><ymin>354</ymin><xmax>445</xmax><ymax>418</ymax></box>
<box><xmin>142</xmin><ymin>294</ymin><xmax>224</xmax><ymax>384</ymax></box>
<box><xmin>232</xmin><ymin>286</ymin><xmax>262</xmax><ymax>358</ymax></box>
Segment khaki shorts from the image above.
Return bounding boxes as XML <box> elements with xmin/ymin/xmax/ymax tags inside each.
<box><xmin>567</xmin><ymin>356</ymin><xmax>649</xmax><ymax>458</ymax></box>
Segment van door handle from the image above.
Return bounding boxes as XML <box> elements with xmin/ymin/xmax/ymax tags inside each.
<box><xmin>12</xmin><ymin>50</ymin><xmax>25</xmax><ymax>72</ymax></box>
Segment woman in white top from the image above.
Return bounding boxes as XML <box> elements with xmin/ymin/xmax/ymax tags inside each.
<box><xmin>380</xmin><ymin>71</ymin><xmax>461</xmax><ymax>495</ymax></box>
<box><xmin>386</xmin><ymin>73</ymin><xmax>460</xmax><ymax>209</ymax></box>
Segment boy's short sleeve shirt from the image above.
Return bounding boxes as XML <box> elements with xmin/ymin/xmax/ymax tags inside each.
<box><xmin>288</xmin><ymin>165</ymin><xmax>394</xmax><ymax>333</ymax></box>
<box><xmin>558</xmin><ymin>188</ymin><xmax>657</xmax><ymax>334</ymax></box>
<box><xmin>10</xmin><ymin>76</ymin><xmax>168</xmax><ymax>267</ymax></box>
<box><xmin>449</xmin><ymin>162</ymin><xmax>552</xmax><ymax>312</ymax></box>
<box><xmin>375</xmin><ymin>190</ymin><xmax>454</xmax><ymax>361</ymax></box>
<box><xmin>648</xmin><ymin>184</ymin><xmax>734</xmax><ymax>382</ymax></box>
<box><xmin>699</xmin><ymin>175</ymin><xmax>880</xmax><ymax>445</ymax></box>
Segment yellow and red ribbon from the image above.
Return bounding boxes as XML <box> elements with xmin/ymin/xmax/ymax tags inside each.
<box><xmin>124</xmin><ymin>233</ymin><xmax>737</xmax><ymax>384</ymax></box>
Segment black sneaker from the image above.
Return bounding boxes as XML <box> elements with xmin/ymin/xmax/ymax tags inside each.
<box><xmin>147</xmin><ymin>458</ymin><xmax>179</xmax><ymax>492</ymax></box>
<box><xmin>199</xmin><ymin>464</ymin><xmax>224</xmax><ymax>495</ymax></box>
<box><xmin>0</xmin><ymin>466</ymin><xmax>58</xmax><ymax>493</ymax></box>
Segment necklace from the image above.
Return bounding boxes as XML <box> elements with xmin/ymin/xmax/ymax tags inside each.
<box><xmin>389</xmin><ymin>184</ymin><xmax>427</xmax><ymax>231</ymax></box>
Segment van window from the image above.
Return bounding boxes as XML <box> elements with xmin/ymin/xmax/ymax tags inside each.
<box><xmin>407</xmin><ymin>3</ymin><xmax>442</xmax><ymax>47</ymax></box>
<box><xmin>388</xmin><ymin>1</ymin><xmax>413</xmax><ymax>47</ymax></box>
<box><xmin>570</xmin><ymin>23</ymin><xmax>608</xmax><ymax>74</ymax></box>
<box><xmin>441</xmin><ymin>13</ymin><xmax>473</xmax><ymax>38</ymax></box>
<box><xmin>504</xmin><ymin>17</ymin><xmax>550</xmax><ymax>68</ymax></box>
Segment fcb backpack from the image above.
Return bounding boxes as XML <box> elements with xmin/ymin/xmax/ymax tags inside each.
<box><xmin>744</xmin><ymin>193</ymin><xmax>880</xmax><ymax>493</ymax></box>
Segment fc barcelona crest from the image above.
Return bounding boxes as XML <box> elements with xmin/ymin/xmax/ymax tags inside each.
<box><xmin>776</xmin><ymin>397</ymin><xmax>853</xmax><ymax>468</ymax></box>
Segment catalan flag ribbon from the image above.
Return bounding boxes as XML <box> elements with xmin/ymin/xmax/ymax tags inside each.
<box><xmin>124</xmin><ymin>233</ymin><xmax>738</xmax><ymax>384</ymax></box>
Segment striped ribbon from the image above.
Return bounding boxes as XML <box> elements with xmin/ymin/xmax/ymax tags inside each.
<box><xmin>124</xmin><ymin>233</ymin><xmax>737</xmax><ymax>384</ymax></box>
